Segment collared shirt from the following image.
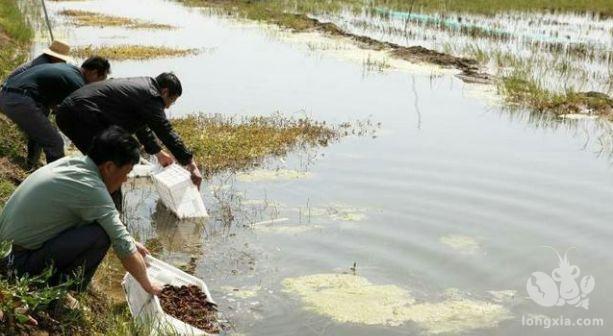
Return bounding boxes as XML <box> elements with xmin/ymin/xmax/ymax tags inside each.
<box><xmin>3</xmin><ymin>63</ymin><xmax>85</xmax><ymax>108</ymax></box>
<box><xmin>59</xmin><ymin>77</ymin><xmax>193</xmax><ymax>165</ymax></box>
<box><xmin>0</xmin><ymin>156</ymin><xmax>136</xmax><ymax>258</ymax></box>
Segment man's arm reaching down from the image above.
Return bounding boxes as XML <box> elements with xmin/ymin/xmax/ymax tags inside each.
<box><xmin>120</xmin><ymin>249</ymin><xmax>162</xmax><ymax>295</ymax></box>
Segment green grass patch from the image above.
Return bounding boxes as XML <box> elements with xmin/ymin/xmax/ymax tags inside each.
<box><xmin>0</xmin><ymin>115</ymin><xmax>27</xmax><ymax>164</ymax></box>
<box><xmin>186</xmin><ymin>0</ymin><xmax>613</xmax><ymax>20</ymax></box>
<box><xmin>0</xmin><ymin>178</ymin><xmax>15</xmax><ymax>207</ymax></box>
<box><xmin>499</xmin><ymin>71</ymin><xmax>613</xmax><ymax>116</ymax></box>
<box><xmin>172</xmin><ymin>114</ymin><xmax>342</xmax><ymax>176</ymax></box>
<box><xmin>370</xmin><ymin>0</ymin><xmax>613</xmax><ymax>17</ymax></box>
<box><xmin>0</xmin><ymin>0</ymin><xmax>33</xmax><ymax>81</ymax></box>
<box><xmin>72</xmin><ymin>44</ymin><xmax>198</xmax><ymax>60</ymax></box>
<box><xmin>0</xmin><ymin>0</ymin><xmax>33</xmax><ymax>44</ymax></box>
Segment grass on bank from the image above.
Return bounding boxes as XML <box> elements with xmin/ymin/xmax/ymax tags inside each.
<box><xmin>0</xmin><ymin>0</ymin><xmax>30</xmax><ymax>207</ymax></box>
<box><xmin>0</xmin><ymin>0</ymin><xmax>33</xmax><ymax>44</ymax></box>
<box><xmin>71</xmin><ymin>44</ymin><xmax>198</xmax><ymax>61</ymax></box>
<box><xmin>60</xmin><ymin>10</ymin><xmax>175</xmax><ymax>30</ymax></box>
<box><xmin>0</xmin><ymin>0</ymin><xmax>33</xmax><ymax>80</ymax></box>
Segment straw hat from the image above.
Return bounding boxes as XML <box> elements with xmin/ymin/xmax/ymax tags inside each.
<box><xmin>42</xmin><ymin>40</ymin><xmax>71</xmax><ymax>62</ymax></box>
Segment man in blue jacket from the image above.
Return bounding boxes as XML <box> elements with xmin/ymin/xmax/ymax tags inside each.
<box><xmin>0</xmin><ymin>56</ymin><xmax>110</xmax><ymax>167</ymax></box>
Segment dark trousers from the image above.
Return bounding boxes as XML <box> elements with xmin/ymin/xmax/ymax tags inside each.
<box><xmin>0</xmin><ymin>92</ymin><xmax>64</xmax><ymax>166</ymax></box>
<box><xmin>7</xmin><ymin>224</ymin><xmax>110</xmax><ymax>291</ymax></box>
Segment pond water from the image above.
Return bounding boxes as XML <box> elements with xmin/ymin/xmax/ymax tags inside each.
<box><xmin>33</xmin><ymin>0</ymin><xmax>613</xmax><ymax>335</ymax></box>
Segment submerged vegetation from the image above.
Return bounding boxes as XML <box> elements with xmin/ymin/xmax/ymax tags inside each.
<box><xmin>60</xmin><ymin>10</ymin><xmax>175</xmax><ymax>29</ymax></box>
<box><xmin>71</xmin><ymin>44</ymin><xmax>198</xmax><ymax>60</ymax></box>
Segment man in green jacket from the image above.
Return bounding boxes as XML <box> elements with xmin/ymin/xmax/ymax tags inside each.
<box><xmin>0</xmin><ymin>126</ymin><xmax>161</xmax><ymax>297</ymax></box>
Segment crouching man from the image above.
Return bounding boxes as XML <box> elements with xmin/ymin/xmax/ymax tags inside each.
<box><xmin>0</xmin><ymin>126</ymin><xmax>161</xmax><ymax>297</ymax></box>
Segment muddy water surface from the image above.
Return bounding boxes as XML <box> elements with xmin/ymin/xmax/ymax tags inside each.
<box><xmin>35</xmin><ymin>0</ymin><xmax>613</xmax><ymax>335</ymax></box>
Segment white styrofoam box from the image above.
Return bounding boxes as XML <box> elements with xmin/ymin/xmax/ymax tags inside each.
<box><xmin>128</xmin><ymin>164</ymin><xmax>157</xmax><ymax>178</ymax></box>
<box><xmin>152</xmin><ymin>164</ymin><xmax>208</xmax><ymax>219</ymax></box>
<box><xmin>122</xmin><ymin>255</ymin><xmax>217</xmax><ymax>336</ymax></box>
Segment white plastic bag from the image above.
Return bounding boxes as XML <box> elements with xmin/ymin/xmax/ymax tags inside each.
<box><xmin>122</xmin><ymin>255</ymin><xmax>217</xmax><ymax>335</ymax></box>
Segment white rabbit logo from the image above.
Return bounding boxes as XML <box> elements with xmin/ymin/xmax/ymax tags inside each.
<box><xmin>526</xmin><ymin>248</ymin><xmax>595</xmax><ymax>309</ymax></box>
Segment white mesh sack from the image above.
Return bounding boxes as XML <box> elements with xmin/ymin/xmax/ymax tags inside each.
<box><xmin>152</xmin><ymin>164</ymin><xmax>208</xmax><ymax>219</ymax></box>
<box><xmin>122</xmin><ymin>255</ymin><xmax>217</xmax><ymax>336</ymax></box>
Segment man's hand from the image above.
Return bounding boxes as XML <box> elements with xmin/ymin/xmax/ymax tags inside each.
<box><xmin>134</xmin><ymin>241</ymin><xmax>150</xmax><ymax>258</ymax></box>
<box><xmin>155</xmin><ymin>150</ymin><xmax>174</xmax><ymax>167</ymax></box>
<box><xmin>145</xmin><ymin>280</ymin><xmax>164</xmax><ymax>296</ymax></box>
<box><xmin>185</xmin><ymin>160</ymin><xmax>203</xmax><ymax>189</ymax></box>
<box><xmin>120</xmin><ymin>251</ymin><xmax>162</xmax><ymax>297</ymax></box>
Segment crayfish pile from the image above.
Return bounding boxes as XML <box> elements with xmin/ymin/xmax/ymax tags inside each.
<box><xmin>158</xmin><ymin>285</ymin><xmax>219</xmax><ymax>333</ymax></box>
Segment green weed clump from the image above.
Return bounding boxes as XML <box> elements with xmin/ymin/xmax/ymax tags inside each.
<box><xmin>0</xmin><ymin>115</ymin><xmax>26</xmax><ymax>164</ymax></box>
<box><xmin>172</xmin><ymin>114</ymin><xmax>340</xmax><ymax>176</ymax></box>
<box><xmin>0</xmin><ymin>264</ymin><xmax>74</xmax><ymax>335</ymax></box>
<box><xmin>60</xmin><ymin>9</ymin><xmax>175</xmax><ymax>29</ymax></box>
<box><xmin>72</xmin><ymin>44</ymin><xmax>198</xmax><ymax>61</ymax></box>
<box><xmin>499</xmin><ymin>72</ymin><xmax>613</xmax><ymax>116</ymax></box>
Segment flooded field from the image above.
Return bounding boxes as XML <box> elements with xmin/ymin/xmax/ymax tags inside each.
<box><xmin>314</xmin><ymin>8</ymin><xmax>613</xmax><ymax>93</ymax></box>
<box><xmin>33</xmin><ymin>0</ymin><xmax>613</xmax><ymax>335</ymax></box>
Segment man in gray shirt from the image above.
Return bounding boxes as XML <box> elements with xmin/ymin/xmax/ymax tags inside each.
<box><xmin>0</xmin><ymin>126</ymin><xmax>162</xmax><ymax>297</ymax></box>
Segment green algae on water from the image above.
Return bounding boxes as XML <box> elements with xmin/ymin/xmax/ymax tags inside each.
<box><xmin>440</xmin><ymin>234</ymin><xmax>481</xmax><ymax>254</ymax></box>
<box><xmin>282</xmin><ymin>273</ymin><xmax>512</xmax><ymax>334</ymax></box>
